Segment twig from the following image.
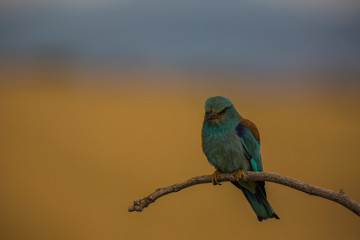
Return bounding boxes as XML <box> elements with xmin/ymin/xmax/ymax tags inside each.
<box><xmin>128</xmin><ymin>171</ymin><xmax>360</xmax><ymax>217</ymax></box>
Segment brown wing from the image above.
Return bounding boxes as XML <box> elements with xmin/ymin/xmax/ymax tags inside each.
<box><xmin>240</xmin><ymin>119</ymin><xmax>260</xmax><ymax>145</ymax></box>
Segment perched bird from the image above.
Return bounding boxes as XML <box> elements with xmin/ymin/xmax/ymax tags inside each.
<box><xmin>201</xmin><ymin>96</ymin><xmax>279</xmax><ymax>221</ymax></box>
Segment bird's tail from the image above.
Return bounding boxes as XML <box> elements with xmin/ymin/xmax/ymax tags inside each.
<box><xmin>232</xmin><ymin>181</ymin><xmax>279</xmax><ymax>221</ymax></box>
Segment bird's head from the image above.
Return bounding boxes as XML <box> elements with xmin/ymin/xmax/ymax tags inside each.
<box><xmin>203</xmin><ymin>96</ymin><xmax>241</xmax><ymax>126</ymax></box>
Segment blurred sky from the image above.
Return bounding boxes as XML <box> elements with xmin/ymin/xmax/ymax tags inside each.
<box><xmin>1</xmin><ymin>0</ymin><xmax>360</xmax><ymax>73</ymax></box>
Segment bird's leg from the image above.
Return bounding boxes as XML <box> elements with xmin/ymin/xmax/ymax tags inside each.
<box><xmin>234</xmin><ymin>169</ymin><xmax>244</xmax><ymax>181</ymax></box>
<box><xmin>211</xmin><ymin>170</ymin><xmax>222</xmax><ymax>185</ymax></box>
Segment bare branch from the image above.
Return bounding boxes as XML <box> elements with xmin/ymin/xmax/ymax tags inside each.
<box><xmin>128</xmin><ymin>171</ymin><xmax>360</xmax><ymax>217</ymax></box>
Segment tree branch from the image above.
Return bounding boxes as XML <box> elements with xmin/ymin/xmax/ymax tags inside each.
<box><xmin>128</xmin><ymin>171</ymin><xmax>360</xmax><ymax>217</ymax></box>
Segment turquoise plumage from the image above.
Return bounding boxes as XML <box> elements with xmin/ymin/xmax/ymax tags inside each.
<box><xmin>201</xmin><ymin>96</ymin><xmax>279</xmax><ymax>221</ymax></box>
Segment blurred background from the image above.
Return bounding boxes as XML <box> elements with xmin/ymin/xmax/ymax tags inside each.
<box><xmin>0</xmin><ymin>1</ymin><xmax>359</xmax><ymax>239</ymax></box>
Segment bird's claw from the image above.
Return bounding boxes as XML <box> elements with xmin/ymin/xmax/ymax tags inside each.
<box><xmin>211</xmin><ymin>170</ymin><xmax>222</xmax><ymax>185</ymax></box>
<box><xmin>234</xmin><ymin>169</ymin><xmax>244</xmax><ymax>181</ymax></box>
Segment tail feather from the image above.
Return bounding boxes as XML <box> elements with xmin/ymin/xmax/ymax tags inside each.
<box><xmin>232</xmin><ymin>181</ymin><xmax>279</xmax><ymax>221</ymax></box>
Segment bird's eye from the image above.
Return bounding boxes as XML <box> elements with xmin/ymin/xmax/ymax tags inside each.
<box><xmin>218</xmin><ymin>107</ymin><xmax>230</xmax><ymax>115</ymax></box>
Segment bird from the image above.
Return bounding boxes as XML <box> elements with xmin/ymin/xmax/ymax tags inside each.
<box><xmin>201</xmin><ymin>96</ymin><xmax>279</xmax><ymax>221</ymax></box>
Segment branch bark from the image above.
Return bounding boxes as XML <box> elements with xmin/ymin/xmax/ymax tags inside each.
<box><xmin>128</xmin><ymin>171</ymin><xmax>360</xmax><ymax>217</ymax></box>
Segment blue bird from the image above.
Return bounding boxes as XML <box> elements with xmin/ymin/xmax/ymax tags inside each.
<box><xmin>201</xmin><ymin>96</ymin><xmax>279</xmax><ymax>221</ymax></box>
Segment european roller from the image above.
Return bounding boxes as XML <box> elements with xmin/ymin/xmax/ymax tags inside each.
<box><xmin>201</xmin><ymin>96</ymin><xmax>279</xmax><ymax>221</ymax></box>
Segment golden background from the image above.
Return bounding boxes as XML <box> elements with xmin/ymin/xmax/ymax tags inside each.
<box><xmin>0</xmin><ymin>67</ymin><xmax>359</xmax><ymax>239</ymax></box>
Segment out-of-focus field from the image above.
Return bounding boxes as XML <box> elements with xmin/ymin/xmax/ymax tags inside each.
<box><xmin>0</xmin><ymin>68</ymin><xmax>360</xmax><ymax>240</ymax></box>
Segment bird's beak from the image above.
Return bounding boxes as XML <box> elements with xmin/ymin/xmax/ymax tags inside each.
<box><xmin>205</xmin><ymin>112</ymin><xmax>219</xmax><ymax>121</ymax></box>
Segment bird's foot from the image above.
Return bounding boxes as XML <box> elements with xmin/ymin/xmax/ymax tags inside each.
<box><xmin>211</xmin><ymin>170</ymin><xmax>222</xmax><ymax>185</ymax></box>
<box><xmin>234</xmin><ymin>169</ymin><xmax>244</xmax><ymax>181</ymax></box>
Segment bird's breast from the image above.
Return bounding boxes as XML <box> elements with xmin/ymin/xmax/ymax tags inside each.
<box><xmin>202</xmin><ymin>129</ymin><xmax>249</xmax><ymax>173</ymax></box>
